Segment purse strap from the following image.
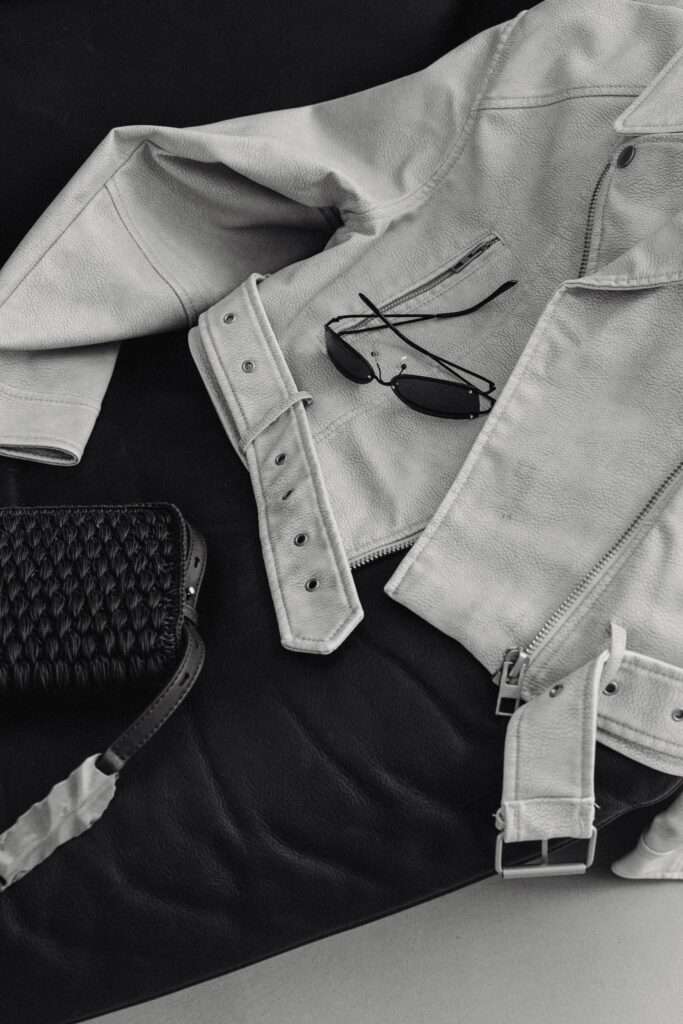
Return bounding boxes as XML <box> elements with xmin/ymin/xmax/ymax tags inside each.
<box><xmin>0</xmin><ymin>521</ymin><xmax>208</xmax><ymax>892</ymax></box>
<box><xmin>96</xmin><ymin>523</ymin><xmax>207</xmax><ymax>775</ymax></box>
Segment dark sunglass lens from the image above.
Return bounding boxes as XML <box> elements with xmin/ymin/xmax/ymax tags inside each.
<box><xmin>325</xmin><ymin>328</ymin><xmax>374</xmax><ymax>383</ymax></box>
<box><xmin>393</xmin><ymin>376</ymin><xmax>481</xmax><ymax>418</ymax></box>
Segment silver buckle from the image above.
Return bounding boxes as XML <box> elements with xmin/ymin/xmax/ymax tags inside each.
<box><xmin>495</xmin><ymin>826</ymin><xmax>598</xmax><ymax>879</ymax></box>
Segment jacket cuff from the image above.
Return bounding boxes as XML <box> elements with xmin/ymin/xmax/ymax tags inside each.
<box><xmin>0</xmin><ymin>387</ymin><xmax>100</xmax><ymax>465</ymax></box>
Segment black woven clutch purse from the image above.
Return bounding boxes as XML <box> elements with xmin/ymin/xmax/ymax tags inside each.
<box><xmin>0</xmin><ymin>503</ymin><xmax>207</xmax><ymax>891</ymax></box>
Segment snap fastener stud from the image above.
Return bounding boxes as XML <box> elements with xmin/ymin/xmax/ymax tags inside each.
<box><xmin>672</xmin><ymin>708</ymin><xmax>683</xmax><ymax>722</ymax></box>
<box><xmin>222</xmin><ymin>312</ymin><xmax>236</xmax><ymax>324</ymax></box>
<box><xmin>617</xmin><ymin>144</ymin><xmax>636</xmax><ymax>169</ymax></box>
<box><xmin>274</xmin><ymin>453</ymin><xmax>287</xmax><ymax>466</ymax></box>
<box><xmin>548</xmin><ymin>684</ymin><xmax>563</xmax><ymax>698</ymax></box>
<box><xmin>304</xmin><ymin>397</ymin><xmax>314</xmax><ymax>408</ymax></box>
<box><xmin>294</xmin><ymin>532</ymin><xmax>308</xmax><ymax>547</ymax></box>
<box><xmin>304</xmin><ymin>577</ymin><xmax>319</xmax><ymax>592</ymax></box>
<box><xmin>241</xmin><ymin>359</ymin><xmax>255</xmax><ymax>373</ymax></box>
<box><xmin>603</xmin><ymin>681</ymin><xmax>619</xmax><ymax>695</ymax></box>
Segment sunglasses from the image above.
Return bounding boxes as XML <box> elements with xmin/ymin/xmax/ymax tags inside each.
<box><xmin>324</xmin><ymin>282</ymin><xmax>516</xmax><ymax>419</ymax></box>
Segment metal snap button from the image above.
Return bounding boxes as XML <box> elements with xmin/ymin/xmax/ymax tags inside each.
<box><xmin>241</xmin><ymin>359</ymin><xmax>255</xmax><ymax>373</ymax></box>
<box><xmin>293</xmin><ymin>532</ymin><xmax>308</xmax><ymax>547</ymax></box>
<box><xmin>304</xmin><ymin>577</ymin><xmax>319</xmax><ymax>592</ymax></box>
<box><xmin>617</xmin><ymin>144</ymin><xmax>636</xmax><ymax>169</ymax></box>
<box><xmin>548</xmin><ymin>683</ymin><xmax>563</xmax><ymax>698</ymax></box>
<box><xmin>274</xmin><ymin>453</ymin><xmax>287</xmax><ymax>466</ymax></box>
<box><xmin>223</xmin><ymin>312</ymin><xmax>236</xmax><ymax>324</ymax></box>
<box><xmin>672</xmin><ymin>708</ymin><xmax>683</xmax><ymax>722</ymax></box>
<box><xmin>603</xmin><ymin>681</ymin><xmax>619</xmax><ymax>695</ymax></box>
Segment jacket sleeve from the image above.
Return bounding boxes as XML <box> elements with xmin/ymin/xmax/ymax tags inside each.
<box><xmin>0</xmin><ymin>19</ymin><xmax>509</xmax><ymax>465</ymax></box>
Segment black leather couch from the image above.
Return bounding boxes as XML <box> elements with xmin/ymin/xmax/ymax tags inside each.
<box><xmin>1</xmin><ymin>3</ymin><xmax>680</xmax><ymax>1022</ymax></box>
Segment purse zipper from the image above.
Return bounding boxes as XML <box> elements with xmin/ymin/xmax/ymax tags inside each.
<box><xmin>578</xmin><ymin>159</ymin><xmax>612</xmax><ymax>278</ymax></box>
<box><xmin>350</xmin><ymin>235</ymin><xmax>501</xmax><ymax>331</ymax></box>
<box><xmin>493</xmin><ymin>457</ymin><xmax>683</xmax><ymax>704</ymax></box>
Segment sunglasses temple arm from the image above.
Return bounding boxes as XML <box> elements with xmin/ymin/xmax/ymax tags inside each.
<box><xmin>357</xmin><ymin>291</ymin><xmax>497</xmax><ymax>394</ymax></box>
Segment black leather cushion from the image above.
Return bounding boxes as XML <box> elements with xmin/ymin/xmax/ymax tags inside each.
<box><xmin>0</xmin><ymin>3</ymin><xmax>679</xmax><ymax>1023</ymax></box>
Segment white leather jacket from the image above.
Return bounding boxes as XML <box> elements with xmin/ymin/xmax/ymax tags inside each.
<box><xmin>2</xmin><ymin>0</ymin><xmax>683</xmax><ymax>872</ymax></box>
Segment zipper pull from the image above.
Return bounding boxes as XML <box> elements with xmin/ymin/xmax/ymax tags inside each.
<box><xmin>493</xmin><ymin>647</ymin><xmax>529</xmax><ymax>717</ymax></box>
<box><xmin>452</xmin><ymin>236</ymin><xmax>498</xmax><ymax>274</ymax></box>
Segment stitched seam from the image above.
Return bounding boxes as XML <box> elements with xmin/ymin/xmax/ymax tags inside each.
<box><xmin>620</xmin><ymin>660</ymin><xmax>683</xmax><ymax>685</ymax></box>
<box><xmin>0</xmin><ymin>434</ymin><xmax>82</xmax><ymax>450</ymax></box>
<box><xmin>0</xmin><ymin>381</ymin><xmax>99</xmax><ymax>410</ymax></box>
<box><xmin>105</xmin><ymin>180</ymin><xmax>193</xmax><ymax>325</ymax></box>
<box><xmin>477</xmin><ymin>88</ymin><xmax>641</xmax><ymax>111</ymax></box>
<box><xmin>343</xmin><ymin>11</ymin><xmax>526</xmax><ymax>222</ymax></box>
<box><xmin>597</xmin><ymin>713</ymin><xmax>683</xmax><ymax>753</ymax></box>
<box><xmin>0</xmin><ymin>139</ymin><xmax>148</xmax><ymax>315</ymax></box>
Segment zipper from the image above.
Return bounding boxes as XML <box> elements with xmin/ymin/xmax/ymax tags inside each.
<box><xmin>350</xmin><ymin>234</ymin><xmax>501</xmax><ymax>332</ymax></box>
<box><xmin>578</xmin><ymin>160</ymin><xmax>612</xmax><ymax>279</ymax></box>
<box><xmin>493</xmin><ymin>456</ymin><xmax>683</xmax><ymax>703</ymax></box>
<box><xmin>349</xmin><ymin>535</ymin><xmax>417</xmax><ymax>569</ymax></box>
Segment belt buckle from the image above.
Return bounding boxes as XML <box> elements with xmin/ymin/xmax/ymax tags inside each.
<box><xmin>495</xmin><ymin>827</ymin><xmax>598</xmax><ymax>879</ymax></box>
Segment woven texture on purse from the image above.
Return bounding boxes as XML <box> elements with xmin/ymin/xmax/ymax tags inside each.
<box><xmin>0</xmin><ymin>504</ymin><xmax>185</xmax><ymax>702</ymax></box>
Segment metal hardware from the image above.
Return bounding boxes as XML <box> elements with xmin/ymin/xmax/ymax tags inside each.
<box><xmin>495</xmin><ymin>826</ymin><xmax>598</xmax><ymax>879</ymax></box>
<box><xmin>305</xmin><ymin>577</ymin><xmax>319</xmax><ymax>592</ymax></box>
<box><xmin>346</xmin><ymin>235</ymin><xmax>501</xmax><ymax>333</ymax></box>
<box><xmin>494</xmin><ymin>648</ymin><xmax>528</xmax><ymax>716</ymax></box>
<box><xmin>603</xmin><ymin>681</ymin><xmax>619</xmax><ymax>695</ymax></box>
<box><xmin>578</xmin><ymin>160</ymin><xmax>612</xmax><ymax>278</ymax></box>
<box><xmin>492</xmin><ymin>457</ymin><xmax>683</xmax><ymax>695</ymax></box>
<box><xmin>241</xmin><ymin>359</ymin><xmax>255</xmax><ymax>373</ymax></box>
<box><xmin>672</xmin><ymin>708</ymin><xmax>683</xmax><ymax>722</ymax></box>
<box><xmin>294</xmin><ymin>533</ymin><xmax>308</xmax><ymax>547</ymax></box>
<box><xmin>548</xmin><ymin>683</ymin><xmax>563</xmax><ymax>698</ymax></box>
<box><xmin>617</xmin><ymin>144</ymin><xmax>636</xmax><ymax>169</ymax></box>
<box><xmin>274</xmin><ymin>453</ymin><xmax>287</xmax><ymax>466</ymax></box>
<box><xmin>222</xmin><ymin>312</ymin><xmax>236</xmax><ymax>324</ymax></box>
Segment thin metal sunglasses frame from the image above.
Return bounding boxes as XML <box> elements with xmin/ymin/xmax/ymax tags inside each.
<box><xmin>323</xmin><ymin>281</ymin><xmax>517</xmax><ymax>418</ymax></box>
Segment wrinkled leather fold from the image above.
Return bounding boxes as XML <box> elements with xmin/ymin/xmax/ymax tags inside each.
<box><xmin>0</xmin><ymin>755</ymin><xmax>117</xmax><ymax>892</ymax></box>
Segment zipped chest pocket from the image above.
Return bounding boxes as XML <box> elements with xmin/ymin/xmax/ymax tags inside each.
<box><xmin>350</xmin><ymin>232</ymin><xmax>511</xmax><ymax>330</ymax></box>
<box><xmin>343</xmin><ymin>231</ymin><xmax>525</xmax><ymax>381</ymax></box>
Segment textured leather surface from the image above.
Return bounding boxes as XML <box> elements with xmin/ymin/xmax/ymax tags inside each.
<box><xmin>6</xmin><ymin>0</ymin><xmax>683</xmax><ymax>669</ymax></box>
<box><xmin>0</xmin><ymin>505</ymin><xmax>185</xmax><ymax>702</ymax></box>
<box><xmin>0</xmin><ymin>3</ymin><xmax>680</xmax><ymax>1023</ymax></box>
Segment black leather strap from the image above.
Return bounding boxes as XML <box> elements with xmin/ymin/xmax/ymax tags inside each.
<box><xmin>96</xmin><ymin>523</ymin><xmax>208</xmax><ymax>775</ymax></box>
<box><xmin>96</xmin><ymin>620</ymin><xmax>205</xmax><ymax>774</ymax></box>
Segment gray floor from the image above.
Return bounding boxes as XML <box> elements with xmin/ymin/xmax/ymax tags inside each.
<box><xmin>93</xmin><ymin>868</ymin><xmax>682</xmax><ymax>1024</ymax></box>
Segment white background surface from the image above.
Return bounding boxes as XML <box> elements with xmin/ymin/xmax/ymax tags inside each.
<box><xmin>93</xmin><ymin>867</ymin><xmax>682</xmax><ymax>1024</ymax></box>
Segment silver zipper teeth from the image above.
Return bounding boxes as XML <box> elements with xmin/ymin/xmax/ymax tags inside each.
<box><xmin>350</xmin><ymin>235</ymin><xmax>501</xmax><ymax>332</ymax></box>
<box><xmin>578</xmin><ymin>160</ymin><xmax>611</xmax><ymax>278</ymax></box>
<box><xmin>349</xmin><ymin>536</ymin><xmax>417</xmax><ymax>569</ymax></box>
<box><xmin>521</xmin><ymin>456</ymin><xmax>683</xmax><ymax>661</ymax></box>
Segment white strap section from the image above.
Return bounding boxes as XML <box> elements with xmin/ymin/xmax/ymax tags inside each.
<box><xmin>612</xmin><ymin>787</ymin><xmax>683</xmax><ymax>880</ymax></box>
<box><xmin>192</xmin><ymin>272</ymin><xmax>363</xmax><ymax>654</ymax></box>
<box><xmin>496</xmin><ymin>650</ymin><xmax>608</xmax><ymax>844</ymax></box>
<box><xmin>0</xmin><ymin>754</ymin><xmax>117</xmax><ymax>892</ymax></box>
<box><xmin>238</xmin><ymin>391</ymin><xmax>313</xmax><ymax>452</ymax></box>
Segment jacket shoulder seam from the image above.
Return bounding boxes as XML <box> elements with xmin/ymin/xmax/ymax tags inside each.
<box><xmin>344</xmin><ymin>9</ymin><xmax>527</xmax><ymax>225</ymax></box>
<box><xmin>105</xmin><ymin>178</ymin><xmax>194</xmax><ymax>325</ymax></box>
<box><xmin>0</xmin><ymin>138</ymin><xmax>148</xmax><ymax>316</ymax></box>
<box><xmin>477</xmin><ymin>85</ymin><xmax>642</xmax><ymax>110</ymax></box>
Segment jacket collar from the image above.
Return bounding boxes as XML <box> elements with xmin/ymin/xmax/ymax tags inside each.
<box><xmin>614</xmin><ymin>42</ymin><xmax>683</xmax><ymax>134</ymax></box>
